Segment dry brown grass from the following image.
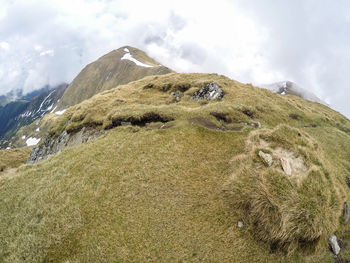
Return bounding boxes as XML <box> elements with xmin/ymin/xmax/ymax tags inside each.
<box><xmin>57</xmin><ymin>46</ymin><xmax>173</xmax><ymax>109</ymax></box>
<box><xmin>1</xmin><ymin>73</ymin><xmax>350</xmax><ymax>262</ymax></box>
<box><xmin>224</xmin><ymin>125</ymin><xmax>343</xmax><ymax>255</ymax></box>
<box><xmin>0</xmin><ymin>147</ymin><xmax>31</xmax><ymax>173</ymax></box>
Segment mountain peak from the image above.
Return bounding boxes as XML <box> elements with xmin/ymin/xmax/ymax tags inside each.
<box><xmin>57</xmin><ymin>46</ymin><xmax>173</xmax><ymax>109</ymax></box>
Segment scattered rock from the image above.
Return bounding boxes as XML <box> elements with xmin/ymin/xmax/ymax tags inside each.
<box><xmin>248</xmin><ymin>121</ymin><xmax>261</xmax><ymax>128</ymax></box>
<box><xmin>170</xmin><ymin>90</ymin><xmax>182</xmax><ymax>102</ymax></box>
<box><xmin>192</xmin><ymin>82</ymin><xmax>224</xmax><ymax>101</ymax></box>
<box><xmin>346</xmin><ymin>176</ymin><xmax>350</xmax><ymax>189</ymax></box>
<box><xmin>238</xmin><ymin>221</ymin><xmax>244</xmax><ymax>228</ymax></box>
<box><xmin>27</xmin><ymin>127</ymin><xmax>104</xmax><ymax>164</ymax></box>
<box><xmin>343</xmin><ymin>202</ymin><xmax>350</xmax><ymax>225</ymax></box>
<box><xmin>259</xmin><ymin>151</ymin><xmax>273</xmax><ymax>167</ymax></box>
<box><xmin>280</xmin><ymin>157</ymin><xmax>292</xmax><ymax>176</ymax></box>
<box><xmin>329</xmin><ymin>235</ymin><xmax>341</xmax><ymax>255</ymax></box>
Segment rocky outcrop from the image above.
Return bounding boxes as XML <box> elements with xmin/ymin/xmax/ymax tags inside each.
<box><xmin>27</xmin><ymin>127</ymin><xmax>104</xmax><ymax>164</ymax></box>
<box><xmin>258</xmin><ymin>151</ymin><xmax>273</xmax><ymax>167</ymax></box>
<box><xmin>192</xmin><ymin>82</ymin><xmax>224</xmax><ymax>101</ymax></box>
<box><xmin>329</xmin><ymin>235</ymin><xmax>341</xmax><ymax>255</ymax></box>
<box><xmin>280</xmin><ymin>157</ymin><xmax>292</xmax><ymax>176</ymax></box>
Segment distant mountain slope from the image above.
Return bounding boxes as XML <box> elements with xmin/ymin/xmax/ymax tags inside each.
<box><xmin>0</xmin><ymin>83</ymin><xmax>67</xmax><ymax>148</ymax></box>
<box><xmin>57</xmin><ymin>46</ymin><xmax>173</xmax><ymax>109</ymax></box>
<box><xmin>259</xmin><ymin>81</ymin><xmax>327</xmax><ymax>105</ymax></box>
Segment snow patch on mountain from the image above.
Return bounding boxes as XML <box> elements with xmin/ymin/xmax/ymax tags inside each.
<box><xmin>258</xmin><ymin>81</ymin><xmax>327</xmax><ymax>105</ymax></box>
<box><xmin>55</xmin><ymin>109</ymin><xmax>66</xmax><ymax>115</ymax></box>
<box><xmin>26</xmin><ymin>137</ymin><xmax>40</xmax><ymax>146</ymax></box>
<box><xmin>121</xmin><ymin>50</ymin><xmax>154</xmax><ymax>68</ymax></box>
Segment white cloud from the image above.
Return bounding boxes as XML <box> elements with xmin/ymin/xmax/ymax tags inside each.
<box><xmin>0</xmin><ymin>0</ymin><xmax>349</xmax><ymax>118</ymax></box>
<box><xmin>0</xmin><ymin>41</ymin><xmax>9</xmax><ymax>50</ymax></box>
<box><xmin>39</xmin><ymin>49</ymin><xmax>54</xmax><ymax>57</ymax></box>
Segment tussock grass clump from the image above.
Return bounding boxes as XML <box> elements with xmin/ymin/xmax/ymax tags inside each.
<box><xmin>226</xmin><ymin>125</ymin><xmax>343</xmax><ymax>255</ymax></box>
<box><xmin>0</xmin><ymin>147</ymin><xmax>31</xmax><ymax>172</ymax></box>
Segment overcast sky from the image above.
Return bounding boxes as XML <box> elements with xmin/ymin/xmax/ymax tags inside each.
<box><xmin>1</xmin><ymin>0</ymin><xmax>350</xmax><ymax>117</ymax></box>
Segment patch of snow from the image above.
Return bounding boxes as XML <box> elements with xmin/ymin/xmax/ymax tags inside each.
<box><xmin>50</xmin><ymin>105</ymin><xmax>57</xmax><ymax>113</ymax></box>
<box><xmin>35</xmin><ymin>127</ymin><xmax>40</xmax><ymax>132</ymax></box>
<box><xmin>22</xmin><ymin>135</ymin><xmax>26</xmax><ymax>139</ymax></box>
<box><xmin>26</xmin><ymin>137</ymin><xmax>40</xmax><ymax>146</ymax></box>
<box><xmin>121</xmin><ymin>52</ymin><xmax>154</xmax><ymax>68</ymax></box>
<box><xmin>55</xmin><ymin>109</ymin><xmax>66</xmax><ymax>115</ymax></box>
<box><xmin>124</xmin><ymin>48</ymin><xmax>130</xmax><ymax>53</ymax></box>
<box><xmin>47</xmin><ymin>104</ymin><xmax>53</xmax><ymax>111</ymax></box>
<box><xmin>6</xmin><ymin>147</ymin><xmax>11</xmax><ymax>150</ymax></box>
<box><xmin>37</xmin><ymin>91</ymin><xmax>55</xmax><ymax>113</ymax></box>
<box><xmin>19</xmin><ymin>111</ymin><xmax>32</xmax><ymax>118</ymax></box>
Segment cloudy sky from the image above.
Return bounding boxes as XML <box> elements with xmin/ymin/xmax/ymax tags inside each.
<box><xmin>1</xmin><ymin>0</ymin><xmax>350</xmax><ymax>117</ymax></box>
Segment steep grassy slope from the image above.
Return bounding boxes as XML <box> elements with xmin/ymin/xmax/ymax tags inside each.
<box><xmin>0</xmin><ymin>147</ymin><xmax>31</xmax><ymax>173</ymax></box>
<box><xmin>57</xmin><ymin>46</ymin><xmax>172</xmax><ymax>109</ymax></box>
<box><xmin>1</xmin><ymin>73</ymin><xmax>350</xmax><ymax>262</ymax></box>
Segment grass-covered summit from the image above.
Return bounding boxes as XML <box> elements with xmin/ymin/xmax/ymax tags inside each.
<box><xmin>1</xmin><ymin>72</ymin><xmax>350</xmax><ymax>262</ymax></box>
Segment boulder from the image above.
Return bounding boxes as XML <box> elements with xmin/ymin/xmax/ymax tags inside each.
<box><xmin>280</xmin><ymin>157</ymin><xmax>292</xmax><ymax>176</ymax></box>
<box><xmin>192</xmin><ymin>82</ymin><xmax>224</xmax><ymax>101</ymax></box>
<box><xmin>329</xmin><ymin>235</ymin><xmax>341</xmax><ymax>255</ymax></box>
<box><xmin>259</xmin><ymin>151</ymin><xmax>273</xmax><ymax>167</ymax></box>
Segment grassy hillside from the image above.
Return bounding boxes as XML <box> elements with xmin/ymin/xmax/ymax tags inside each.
<box><xmin>1</xmin><ymin>73</ymin><xmax>350</xmax><ymax>262</ymax></box>
<box><xmin>0</xmin><ymin>147</ymin><xmax>31</xmax><ymax>173</ymax></box>
<box><xmin>57</xmin><ymin>46</ymin><xmax>173</xmax><ymax>109</ymax></box>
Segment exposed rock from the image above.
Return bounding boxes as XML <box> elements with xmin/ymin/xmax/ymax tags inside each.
<box><xmin>27</xmin><ymin>127</ymin><xmax>104</xmax><ymax>164</ymax></box>
<box><xmin>329</xmin><ymin>235</ymin><xmax>341</xmax><ymax>255</ymax></box>
<box><xmin>343</xmin><ymin>202</ymin><xmax>350</xmax><ymax>225</ymax></box>
<box><xmin>259</xmin><ymin>151</ymin><xmax>273</xmax><ymax>167</ymax></box>
<box><xmin>170</xmin><ymin>90</ymin><xmax>182</xmax><ymax>102</ymax></box>
<box><xmin>346</xmin><ymin>176</ymin><xmax>350</xmax><ymax>189</ymax></box>
<box><xmin>248</xmin><ymin>121</ymin><xmax>261</xmax><ymax>128</ymax></box>
<box><xmin>192</xmin><ymin>82</ymin><xmax>224</xmax><ymax>101</ymax></box>
<box><xmin>238</xmin><ymin>221</ymin><xmax>244</xmax><ymax>228</ymax></box>
<box><xmin>280</xmin><ymin>157</ymin><xmax>292</xmax><ymax>176</ymax></box>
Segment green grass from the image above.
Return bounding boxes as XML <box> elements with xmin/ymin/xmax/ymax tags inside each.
<box><xmin>1</xmin><ymin>73</ymin><xmax>350</xmax><ymax>262</ymax></box>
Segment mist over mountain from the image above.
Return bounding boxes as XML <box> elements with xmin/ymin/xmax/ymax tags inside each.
<box><xmin>259</xmin><ymin>81</ymin><xmax>328</xmax><ymax>105</ymax></box>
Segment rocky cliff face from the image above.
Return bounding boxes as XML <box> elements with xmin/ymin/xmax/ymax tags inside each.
<box><xmin>27</xmin><ymin>127</ymin><xmax>104</xmax><ymax>164</ymax></box>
